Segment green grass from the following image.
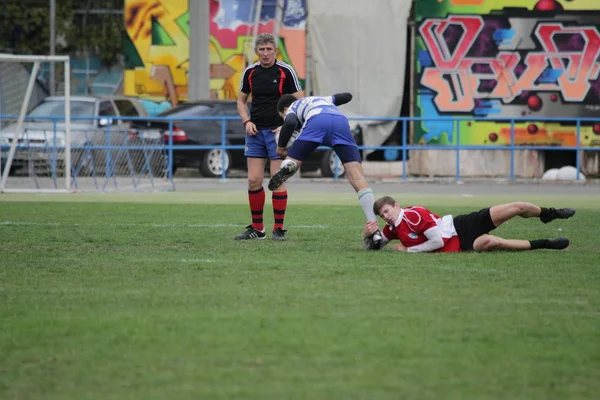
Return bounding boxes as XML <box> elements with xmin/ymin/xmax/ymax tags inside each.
<box><xmin>0</xmin><ymin>195</ymin><xmax>599</xmax><ymax>400</ymax></box>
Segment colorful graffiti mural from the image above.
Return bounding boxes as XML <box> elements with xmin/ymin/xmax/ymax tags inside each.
<box><xmin>209</xmin><ymin>0</ymin><xmax>306</xmax><ymax>100</ymax></box>
<box><xmin>123</xmin><ymin>0</ymin><xmax>189</xmax><ymax>114</ymax></box>
<box><xmin>124</xmin><ymin>0</ymin><xmax>306</xmax><ymax>114</ymax></box>
<box><xmin>415</xmin><ymin>0</ymin><xmax>600</xmax><ymax>148</ymax></box>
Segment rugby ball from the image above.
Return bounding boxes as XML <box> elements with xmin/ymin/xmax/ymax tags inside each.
<box><xmin>275</xmin><ymin>130</ymin><xmax>299</xmax><ymax>150</ymax></box>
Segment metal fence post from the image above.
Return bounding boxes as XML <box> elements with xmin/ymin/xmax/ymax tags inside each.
<box><xmin>402</xmin><ymin>118</ymin><xmax>407</xmax><ymax>181</ymax></box>
<box><xmin>509</xmin><ymin>119</ymin><xmax>515</xmax><ymax>181</ymax></box>
<box><xmin>576</xmin><ymin>119</ymin><xmax>581</xmax><ymax>181</ymax></box>
<box><xmin>455</xmin><ymin>119</ymin><xmax>461</xmax><ymax>181</ymax></box>
<box><xmin>220</xmin><ymin>118</ymin><xmax>227</xmax><ymax>181</ymax></box>
<box><xmin>51</xmin><ymin>118</ymin><xmax>58</xmax><ymax>186</ymax></box>
<box><xmin>167</xmin><ymin>119</ymin><xmax>174</xmax><ymax>181</ymax></box>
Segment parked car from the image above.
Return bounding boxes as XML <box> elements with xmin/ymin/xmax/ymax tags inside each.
<box><xmin>0</xmin><ymin>95</ymin><xmax>158</xmax><ymax>176</ymax></box>
<box><xmin>130</xmin><ymin>100</ymin><xmax>358</xmax><ymax>178</ymax></box>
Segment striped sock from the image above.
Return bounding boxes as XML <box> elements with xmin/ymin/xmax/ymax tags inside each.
<box><xmin>272</xmin><ymin>190</ymin><xmax>288</xmax><ymax>230</ymax></box>
<box><xmin>248</xmin><ymin>187</ymin><xmax>265</xmax><ymax>231</ymax></box>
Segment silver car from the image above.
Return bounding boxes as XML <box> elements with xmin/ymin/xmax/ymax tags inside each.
<box><xmin>0</xmin><ymin>95</ymin><xmax>160</xmax><ymax>176</ymax></box>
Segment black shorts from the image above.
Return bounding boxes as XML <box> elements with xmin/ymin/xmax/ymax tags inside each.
<box><xmin>452</xmin><ymin>207</ymin><xmax>497</xmax><ymax>251</ymax></box>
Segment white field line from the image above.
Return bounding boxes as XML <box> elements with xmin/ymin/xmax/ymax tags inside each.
<box><xmin>0</xmin><ymin>221</ymin><xmax>338</xmax><ymax>229</ymax></box>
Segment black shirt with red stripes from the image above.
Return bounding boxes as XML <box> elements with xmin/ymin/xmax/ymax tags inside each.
<box><xmin>240</xmin><ymin>60</ymin><xmax>302</xmax><ymax>129</ymax></box>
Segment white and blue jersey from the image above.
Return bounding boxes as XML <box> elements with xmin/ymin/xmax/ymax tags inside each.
<box><xmin>285</xmin><ymin>96</ymin><xmax>356</xmax><ymax>147</ymax></box>
<box><xmin>286</xmin><ymin>96</ymin><xmax>340</xmax><ymax>126</ymax></box>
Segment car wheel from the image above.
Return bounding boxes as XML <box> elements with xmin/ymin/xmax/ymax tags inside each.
<box><xmin>200</xmin><ymin>148</ymin><xmax>231</xmax><ymax>177</ymax></box>
<box><xmin>320</xmin><ymin>150</ymin><xmax>345</xmax><ymax>178</ymax></box>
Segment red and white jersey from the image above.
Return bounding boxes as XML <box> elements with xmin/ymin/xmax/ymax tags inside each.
<box><xmin>381</xmin><ymin>206</ymin><xmax>462</xmax><ymax>253</ymax></box>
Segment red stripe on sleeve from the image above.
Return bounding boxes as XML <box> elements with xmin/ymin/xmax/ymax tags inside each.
<box><xmin>248</xmin><ymin>69</ymin><xmax>255</xmax><ymax>93</ymax></box>
<box><xmin>278</xmin><ymin>68</ymin><xmax>285</xmax><ymax>96</ymax></box>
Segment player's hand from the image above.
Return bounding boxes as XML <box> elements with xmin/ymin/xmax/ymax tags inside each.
<box><xmin>276</xmin><ymin>146</ymin><xmax>288</xmax><ymax>158</ymax></box>
<box><xmin>272</xmin><ymin>126</ymin><xmax>282</xmax><ymax>134</ymax></box>
<box><xmin>363</xmin><ymin>221</ymin><xmax>379</xmax><ymax>238</ymax></box>
<box><xmin>245</xmin><ymin>121</ymin><xmax>258</xmax><ymax>136</ymax></box>
<box><xmin>393</xmin><ymin>243</ymin><xmax>408</xmax><ymax>252</ymax></box>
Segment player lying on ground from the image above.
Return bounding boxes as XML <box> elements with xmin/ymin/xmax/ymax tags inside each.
<box><xmin>269</xmin><ymin>92</ymin><xmax>383</xmax><ymax>248</ymax></box>
<box><xmin>362</xmin><ymin>196</ymin><xmax>575</xmax><ymax>252</ymax></box>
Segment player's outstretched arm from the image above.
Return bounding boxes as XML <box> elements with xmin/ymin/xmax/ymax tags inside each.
<box><xmin>332</xmin><ymin>92</ymin><xmax>353</xmax><ymax>106</ymax></box>
<box><xmin>278</xmin><ymin>114</ymin><xmax>299</xmax><ymax>148</ymax></box>
<box><xmin>405</xmin><ymin>226</ymin><xmax>444</xmax><ymax>253</ymax></box>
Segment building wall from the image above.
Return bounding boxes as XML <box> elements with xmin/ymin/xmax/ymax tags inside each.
<box><xmin>413</xmin><ymin>0</ymin><xmax>600</xmax><ymax>177</ymax></box>
<box><xmin>123</xmin><ymin>0</ymin><xmax>306</xmax><ymax>115</ymax></box>
<box><xmin>208</xmin><ymin>0</ymin><xmax>306</xmax><ymax>100</ymax></box>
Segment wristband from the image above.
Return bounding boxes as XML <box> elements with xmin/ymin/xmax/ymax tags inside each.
<box><xmin>243</xmin><ymin>120</ymin><xmax>251</xmax><ymax>127</ymax></box>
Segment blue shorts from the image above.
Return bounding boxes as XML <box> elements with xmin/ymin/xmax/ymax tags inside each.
<box><xmin>244</xmin><ymin>128</ymin><xmax>281</xmax><ymax>159</ymax></box>
<box><xmin>288</xmin><ymin>113</ymin><xmax>361</xmax><ymax>163</ymax></box>
<box><xmin>298</xmin><ymin>113</ymin><xmax>357</xmax><ymax>147</ymax></box>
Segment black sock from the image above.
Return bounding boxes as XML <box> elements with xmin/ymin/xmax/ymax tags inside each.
<box><xmin>539</xmin><ymin>207</ymin><xmax>551</xmax><ymax>219</ymax></box>
<box><xmin>529</xmin><ymin>239</ymin><xmax>548</xmax><ymax>250</ymax></box>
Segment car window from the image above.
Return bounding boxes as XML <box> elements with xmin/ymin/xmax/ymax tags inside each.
<box><xmin>99</xmin><ymin>101</ymin><xmax>118</xmax><ymax>125</ymax></box>
<box><xmin>222</xmin><ymin>103</ymin><xmax>241</xmax><ymax>116</ymax></box>
<box><xmin>28</xmin><ymin>100</ymin><xmax>96</xmax><ymax>125</ymax></box>
<box><xmin>114</xmin><ymin>100</ymin><xmax>140</xmax><ymax>117</ymax></box>
<box><xmin>158</xmin><ymin>104</ymin><xmax>214</xmax><ymax>118</ymax></box>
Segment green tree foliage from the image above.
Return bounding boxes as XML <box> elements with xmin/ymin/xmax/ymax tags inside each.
<box><xmin>0</xmin><ymin>0</ymin><xmax>72</xmax><ymax>55</ymax></box>
<box><xmin>0</xmin><ymin>0</ymin><xmax>124</xmax><ymax>67</ymax></box>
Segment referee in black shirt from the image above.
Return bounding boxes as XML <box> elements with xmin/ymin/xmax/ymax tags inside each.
<box><xmin>235</xmin><ymin>33</ymin><xmax>303</xmax><ymax>241</ymax></box>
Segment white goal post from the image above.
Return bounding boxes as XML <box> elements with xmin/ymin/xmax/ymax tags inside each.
<box><xmin>0</xmin><ymin>54</ymin><xmax>71</xmax><ymax>193</ymax></box>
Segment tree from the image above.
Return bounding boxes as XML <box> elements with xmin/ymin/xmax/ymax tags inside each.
<box><xmin>0</xmin><ymin>0</ymin><xmax>72</xmax><ymax>55</ymax></box>
<box><xmin>0</xmin><ymin>0</ymin><xmax>124</xmax><ymax>68</ymax></box>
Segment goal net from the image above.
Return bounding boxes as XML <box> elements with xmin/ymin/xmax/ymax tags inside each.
<box><xmin>0</xmin><ymin>54</ymin><xmax>173</xmax><ymax>193</ymax></box>
<box><xmin>0</xmin><ymin>55</ymin><xmax>72</xmax><ymax>192</ymax></box>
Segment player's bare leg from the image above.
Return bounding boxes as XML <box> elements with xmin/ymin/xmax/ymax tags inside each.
<box><xmin>344</xmin><ymin>161</ymin><xmax>382</xmax><ymax>249</ymax></box>
<box><xmin>473</xmin><ymin>234</ymin><xmax>569</xmax><ymax>252</ymax></box>
<box><xmin>344</xmin><ymin>161</ymin><xmax>369</xmax><ymax>193</ymax></box>
<box><xmin>489</xmin><ymin>202</ymin><xmax>575</xmax><ymax>227</ymax></box>
<box><xmin>247</xmin><ymin>157</ymin><xmax>267</xmax><ymax>191</ymax></box>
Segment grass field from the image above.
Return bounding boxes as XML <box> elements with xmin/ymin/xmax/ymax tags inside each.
<box><xmin>1</xmin><ymin>190</ymin><xmax>599</xmax><ymax>400</ymax></box>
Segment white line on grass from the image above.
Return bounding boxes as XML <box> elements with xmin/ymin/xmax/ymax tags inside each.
<box><xmin>0</xmin><ymin>221</ymin><xmax>334</xmax><ymax>229</ymax></box>
<box><xmin>0</xmin><ymin>221</ymin><xmax>60</xmax><ymax>226</ymax></box>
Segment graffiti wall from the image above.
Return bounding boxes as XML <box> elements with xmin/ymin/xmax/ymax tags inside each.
<box><xmin>415</xmin><ymin>0</ymin><xmax>600</xmax><ymax>148</ymax></box>
<box><xmin>124</xmin><ymin>0</ymin><xmax>188</xmax><ymax>114</ymax></box>
<box><xmin>209</xmin><ymin>0</ymin><xmax>306</xmax><ymax>100</ymax></box>
<box><xmin>124</xmin><ymin>0</ymin><xmax>306</xmax><ymax>114</ymax></box>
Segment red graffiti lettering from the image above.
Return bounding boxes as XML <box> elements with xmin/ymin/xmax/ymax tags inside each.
<box><xmin>421</xmin><ymin>69</ymin><xmax>475</xmax><ymax>112</ymax></box>
<box><xmin>419</xmin><ymin>16</ymin><xmax>600</xmax><ymax>112</ymax></box>
<box><xmin>419</xmin><ymin>16</ymin><xmax>484</xmax><ymax>71</ymax></box>
<box><xmin>535</xmin><ymin>24</ymin><xmax>600</xmax><ymax>101</ymax></box>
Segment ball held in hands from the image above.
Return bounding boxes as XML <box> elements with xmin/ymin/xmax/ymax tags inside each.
<box><xmin>274</xmin><ymin>130</ymin><xmax>299</xmax><ymax>150</ymax></box>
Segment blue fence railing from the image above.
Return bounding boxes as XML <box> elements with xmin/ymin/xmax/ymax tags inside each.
<box><xmin>1</xmin><ymin>114</ymin><xmax>599</xmax><ymax>184</ymax></box>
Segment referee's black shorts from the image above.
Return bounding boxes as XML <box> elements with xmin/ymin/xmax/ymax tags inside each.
<box><xmin>453</xmin><ymin>207</ymin><xmax>497</xmax><ymax>251</ymax></box>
